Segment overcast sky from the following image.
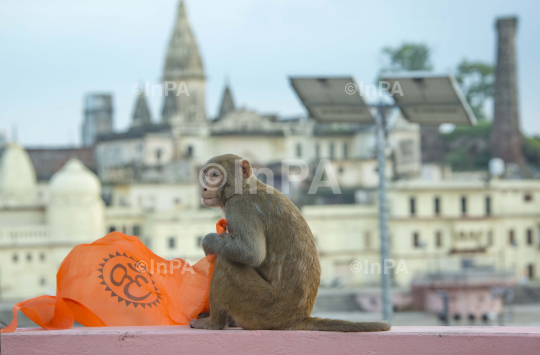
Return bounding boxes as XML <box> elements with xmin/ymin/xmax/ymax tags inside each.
<box><xmin>1</xmin><ymin>0</ymin><xmax>539</xmax><ymax>146</ymax></box>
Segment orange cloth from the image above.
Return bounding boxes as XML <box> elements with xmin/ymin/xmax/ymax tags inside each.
<box><xmin>1</xmin><ymin>219</ymin><xmax>227</xmax><ymax>333</ymax></box>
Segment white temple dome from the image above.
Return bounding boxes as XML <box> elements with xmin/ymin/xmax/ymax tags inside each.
<box><xmin>0</xmin><ymin>142</ymin><xmax>37</xmax><ymax>203</ymax></box>
<box><xmin>50</xmin><ymin>159</ymin><xmax>101</xmax><ymax>197</ymax></box>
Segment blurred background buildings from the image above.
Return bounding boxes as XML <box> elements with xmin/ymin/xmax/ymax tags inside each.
<box><xmin>1</xmin><ymin>1</ymin><xmax>539</xmax><ymax>326</ymax></box>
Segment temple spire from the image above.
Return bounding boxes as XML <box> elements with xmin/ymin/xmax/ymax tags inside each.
<box><xmin>217</xmin><ymin>83</ymin><xmax>235</xmax><ymax>119</ymax></box>
<box><xmin>132</xmin><ymin>92</ymin><xmax>152</xmax><ymax>128</ymax></box>
<box><xmin>163</xmin><ymin>1</ymin><xmax>204</xmax><ymax>80</ymax></box>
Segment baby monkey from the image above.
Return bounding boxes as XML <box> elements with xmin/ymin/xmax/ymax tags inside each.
<box><xmin>190</xmin><ymin>154</ymin><xmax>390</xmax><ymax>332</ymax></box>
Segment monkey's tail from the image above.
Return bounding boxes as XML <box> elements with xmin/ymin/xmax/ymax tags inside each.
<box><xmin>300</xmin><ymin>317</ymin><xmax>391</xmax><ymax>332</ymax></box>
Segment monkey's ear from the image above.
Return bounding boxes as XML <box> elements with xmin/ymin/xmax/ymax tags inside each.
<box><xmin>241</xmin><ymin>160</ymin><xmax>252</xmax><ymax>179</ymax></box>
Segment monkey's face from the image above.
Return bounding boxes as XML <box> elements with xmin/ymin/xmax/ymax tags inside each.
<box><xmin>201</xmin><ymin>167</ymin><xmax>225</xmax><ymax>208</ymax></box>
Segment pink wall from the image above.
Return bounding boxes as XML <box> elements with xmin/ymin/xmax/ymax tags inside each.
<box><xmin>2</xmin><ymin>326</ymin><xmax>540</xmax><ymax>355</ymax></box>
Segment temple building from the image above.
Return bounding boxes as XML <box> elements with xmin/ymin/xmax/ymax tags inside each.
<box><xmin>93</xmin><ymin>0</ymin><xmax>422</xmax><ymax>194</ymax></box>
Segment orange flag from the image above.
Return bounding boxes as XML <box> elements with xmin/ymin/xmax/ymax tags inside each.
<box><xmin>1</xmin><ymin>219</ymin><xmax>227</xmax><ymax>333</ymax></box>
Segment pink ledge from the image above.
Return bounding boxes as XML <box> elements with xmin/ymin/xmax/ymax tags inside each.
<box><xmin>2</xmin><ymin>326</ymin><xmax>540</xmax><ymax>355</ymax></box>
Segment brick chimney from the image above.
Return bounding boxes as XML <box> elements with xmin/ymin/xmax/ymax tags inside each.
<box><xmin>490</xmin><ymin>16</ymin><xmax>525</xmax><ymax>166</ymax></box>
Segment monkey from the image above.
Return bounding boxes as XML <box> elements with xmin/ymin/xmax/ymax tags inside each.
<box><xmin>190</xmin><ymin>154</ymin><xmax>390</xmax><ymax>332</ymax></box>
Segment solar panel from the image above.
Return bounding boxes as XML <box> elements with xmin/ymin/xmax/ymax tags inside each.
<box><xmin>289</xmin><ymin>77</ymin><xmax>374</xmax><ymax>123</ymax></box>
<box><xmin>379</xmin><ymin>72</ymin><xmax>476</xmax><ymax>126</ymax></box>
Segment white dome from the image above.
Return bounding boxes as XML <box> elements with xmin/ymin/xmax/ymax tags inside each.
<box><xmin>0</xmin><ymin>142</ymin><xmax>37</xmax><ymax>203</ymax></box>
<box><xmin>50</xmin><ymin>159</ymin><xmax>101</xmax><ymax>197</ymax></box>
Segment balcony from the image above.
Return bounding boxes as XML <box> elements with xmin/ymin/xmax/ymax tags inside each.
<box><xmin>2</xmin><ymin>326</ymin><xmax>539</xmax><ymax>355</ymax></box>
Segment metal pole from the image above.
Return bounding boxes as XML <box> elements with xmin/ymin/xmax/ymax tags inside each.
<box><xmin>376</xmin><ymin>103</ymin><xmax>392</xmax><ymax>323</ymax></box>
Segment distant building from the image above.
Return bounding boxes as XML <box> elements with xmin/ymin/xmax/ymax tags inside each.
<box><xmin>82</xmin><ymin>93</ymin><xmax>114</xmax><ymax>147</ymax></box>
<box><xmin>304</xmin><ymin>178</ymin><xmax>540</xmax><ymax>287</ymax></box>
<box><xmin>93</xmin><ymin>0</ymin><xmax>422</xmax><ymax>191</ymax></box>
<box><xmin>0</xmin><ymin>143</ymin><xmax>104</xmax><ymax>300</ymax></box>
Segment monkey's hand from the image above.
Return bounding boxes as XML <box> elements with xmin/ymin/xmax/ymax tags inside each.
<box><xmin>202</xmin><ymin>232</ymin><xmax>221</xmax><ymax>256</ymax></box>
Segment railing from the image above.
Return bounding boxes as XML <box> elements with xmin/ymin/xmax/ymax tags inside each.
<box><xmin>0</xmin><ymin>226</ymin><xmax>50</xmax><ymax>246</ymax></box>
<box><xmin>2</xmin><ymin>326</ymin><xmax>539</xmax><ymax>355</ymax></box>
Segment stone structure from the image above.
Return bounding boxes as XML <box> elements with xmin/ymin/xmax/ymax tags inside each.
<box><xmin>131</xmin><ymin>91</ymin><xmax>152</xmax><ymax>128</ymax></box>
<box><xmin>490</xmin><ymin>17</ymin><xmax>525</xmax><ymax>166</ymax></box>
<box><xmin>81</xmin><ymin>93</ymin><xmax>114</xmax><ymax>147</ymax></box>
<box><xmin>162</xmin><ymin>0</ymin><xmax>207</xmax><ymax>133</ymax></box>
<box><xmin>217</xmin><ymin>84</ymin><xmax>235</xmax><ymax>120</ymax></box>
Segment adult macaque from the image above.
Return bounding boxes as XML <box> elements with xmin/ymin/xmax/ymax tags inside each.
<box><xmin>190</xmin><ymin>154</ymin><xmax>390</xmax><ymax>332</ymax></box>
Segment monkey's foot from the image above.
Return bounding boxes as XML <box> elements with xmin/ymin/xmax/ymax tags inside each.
<box><xmin>189</xmin><ymin>317</ymin><xmax>226</xmax><ymax>330</ymax></box>
<box><xmin>198</xmin><ymin>312</ymin><xmax>210</xmax><ymax>319</ymax></box>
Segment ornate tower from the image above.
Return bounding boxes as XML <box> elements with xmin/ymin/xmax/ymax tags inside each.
<box><xmin>162</xmin><ymin>1</ymin><xmax>206</xmax><ymax>133</ymax></box>
<box><xmin>490</xmin><ymin>17</ymin><xmax>525</xmax><ymax>166</ymax></box>
<box><xmin>217</xmin><ymin>83</ymin><xmax>236</xmax><ymax>120</ymax></box>
<box><xmin>131</xmin><ymin>91</ymin><xmax>152</xmax><ymax>128</ymax></box>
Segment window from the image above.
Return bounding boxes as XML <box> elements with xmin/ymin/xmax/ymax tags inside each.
<box><xmin>527</xmin><ymin>229</ymin><xmax>534</xmax><ymax>245</ymax></box>
<box><xmin>40</xmin><ymin>278</ymin><xmax>46</xmax><ymax>286</ymax></box>
<box><xmin>434</xmin><ymin>197</ymin><xmax>441</xmax><ymax>216</ymax></box>
<box><xmin>315</xmin><ymin>144</ymin><xmax>320</xmax><ymax>159</ymax></box>
<box><xmin>410</xmin><ymin>197</ymin><xmax>416</xmax><ymax>216</ymax></box>
<box><xmin>197</xmin><ymin>236</ymin><xmax>203</xmax><ymax>247</ymax></box>
<box><xmin>27</xmin><ymin>253</ymin><xmax>32</xmax><ymax>262</ymax></box>
<box><xmin>109</xmin><ymin>226</ymin><xmax>116</xmax><ymax>233</ymax></box>
<box><xmin>329</xmin><ymin>143</ymin><xmax>335</xmax><ymax>160</ymax></box>
<box><xmin>486</xmin><ymin>196</ymin><xmax>492</xmax><ymax>216</ymax></box>
<box><xmin>461</xmin><ymin>196</ymin><xmax>467</xmax><ymax>215</ymax></box>
<box><xmin>436</xmin><ymin>231</ymin><xmax>442</xmax><ymax>248</ymax></box>
<box><xmin>413</xmin><ymin>233</ymin><xmax>420</xmax><ymax>248</ymax></box>
<box><xmin>13</xmin><ymin>253</ymin><xmax>18</xmax><ymax>263</ymax></box>
<box><xmin>40</xmin><ymin>253</ymin><xmax>46</xmax><ymax>262</ymax></box>
<box><xmin>296</xmin><ymin>143</ymin><xmax>302</xmax><ymax>158</ymax></box>
<box><xmin>122</xmin><ymin>225</ymin><xmax>126</xmax><ymax>234</ymax></box>
<box><xmin>133</xmin><ymin>225</ymin><xmax>141</xmax><ymax>237</ymax></box>
<box><xmin>364</xmin><ymin>232</ymin><xmax>371</xmax><ymax>249</ymax></box>
<box><xmin>156</xmin><ymin>148</ymin><xmax>162</xmax><ymax>163</ymax></box>
<box><xmin>528</xmin><ymin>264</ymin><xmax>535</xmax><ymax>280</ymax></box>
<box><xmin>509</xmin><ymin>230</ymin><xmax>516</xmax><ymax>246</ymax></box>
<box><xmin>186</xmin><ymin>146</ymin><xmax>194</xmax><ymax>158</ymax></box>
<box><xmin>343</xmin><ymin>143</ymin><xmax>348</xmax><ymax>159</ymax></box>
<box><xmin>168</xmin><ymin>237</ymin><xmax>176</xmax><ymax>249</ymax></box>
<box><xmin>524</xmin><ymin>193</ymin><xmax>533</xmax><ymax>202</ymax></box>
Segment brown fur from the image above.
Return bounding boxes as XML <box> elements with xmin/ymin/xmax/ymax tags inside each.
<box><xmin>190</xmin><ymin>154</ymin><xmax>390</xmax><ymax>332</ymax></box>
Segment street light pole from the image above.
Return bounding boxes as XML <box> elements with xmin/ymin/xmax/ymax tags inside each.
<box><xmin>290</xmin><ymin>74</ymin><xmax>477</xmax><ymax>325</ymax></box>
<box><xmin>376</xmin><ymin>103</ymin><xmax>392</xmax><ymax>323</ymax></box>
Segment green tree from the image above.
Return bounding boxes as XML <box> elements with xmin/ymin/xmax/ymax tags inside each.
<box><xmin>455</xmin><ymin>59</ymin><xmax>495</xmax><ymax>121</ymax></box>
<box><xmin>378</xmin><ymin>43</ymin><xmax>433</xmax><ymax>76</ymax></box>
<box><xmin>523</xmin><ymin>136</ymin><xmax>540</xmax><ymax>168</ymax></box>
